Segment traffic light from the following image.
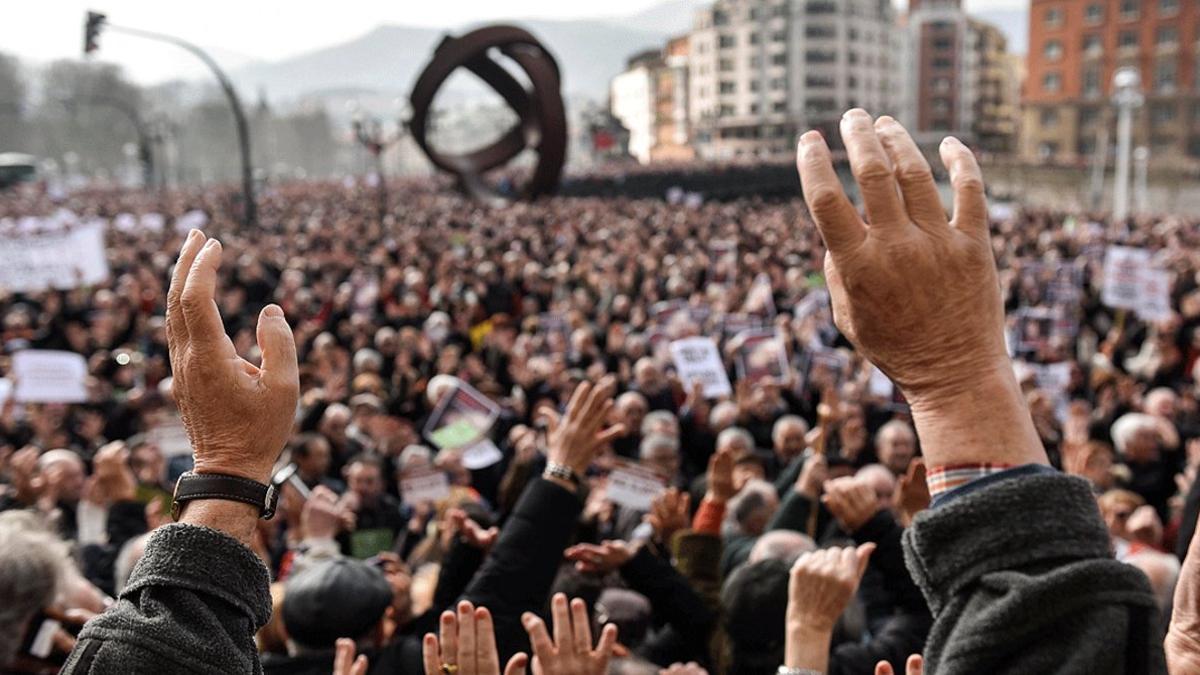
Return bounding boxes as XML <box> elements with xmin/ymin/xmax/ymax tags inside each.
<box><xmin>84</xmin><ymin>11</ymin><xmax>106</xmax><ymax>55</ymax></box>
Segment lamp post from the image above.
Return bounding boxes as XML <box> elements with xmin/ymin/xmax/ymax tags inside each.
<box><xmin>83</xmin><ymin>11</ymin><xmax>257</xmax><ymax>226</ymax></box>
<box><xmin>1112</xmin><ymin>67</ymin><xmax>1143</xmax><ymax>223</ymax></box>
<box><xmin>351</xmin><ymin>108</ymin><xmax>408</xmax><ymax>223</ymax></box>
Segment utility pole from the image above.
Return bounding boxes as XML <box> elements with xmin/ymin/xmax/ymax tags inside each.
<box><xmin>1111</xmin><ymin>68</ymin><xmax>1143</xmax><ymax>223</ymax></box>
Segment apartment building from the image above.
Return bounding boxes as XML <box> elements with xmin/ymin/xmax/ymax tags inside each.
<box><xmin>1022</xmin><ymin>0</ymin><xmax>1200</xmax><ymax>167</ymax></box>
<box><xmin>687</xmin><ymin>0</ymin><xmax>899</xmax><ymax>159</ymax></box>
<box><xmin>610</xmin><ymin>37</ymin><xmax>695</xmax><ymax>164</ymax></box>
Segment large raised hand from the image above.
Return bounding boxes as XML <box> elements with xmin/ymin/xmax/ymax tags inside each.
<box><xmin>423</xmin><ymin>601</ymin><xmax>528</xmax><ymax>675</ymax></box>
<box><xmin>543</xmin><ymin>376</ymin><xmax>626</xmax><ymax>485</ymax></box>
<box><xmin>796</xmin><ymin>111</ymin><xmax>1045</xmax><ymax>468</ymax></box>
<box><xmin>521</xmin><ymin>594</ymin><xmax>618</xmax><ymax>675</ymax></box>
<box><xmin>166</xmin><ymin>230</ymin><xmax>300</xmax><ymax>485</ymax></box>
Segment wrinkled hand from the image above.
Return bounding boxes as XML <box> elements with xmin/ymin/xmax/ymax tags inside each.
<box><xmin>796</xmin><ymin>112</ymin><xmax>1003</xmax><ymax>405</ymax></box>
<box><xmin>448</xmin><ymin>508</ymin><xmax>499</xmax><ymax>551</ymax></box>
<box><xmin>333</xmin><ymin>637</ymin><xmax>369</xmax><ymax>675</ymax></box>
<box><xmin>705</xmin><ymin>447</ymin><xmax>736</xmax><ymax>504</ymax></box>
<box><xmin>660</xmin><ymin>663</ymin><xmax>708</xmax><ymax>675</ymax></box>
<box><xmin>795</xmin><ymin>453</ymin><xmax>828</xmax><ymax>501</ymax></box>
<box><xmin>787</xmin><ymin>543</ymin><xmax>875</xmax><ymax>634</ymax></box>
<box><xmin>522</xmin><ymin>594</ymin><xmax>618</xmax><ymax>675</ymax></box>
<box><xmin>822</xmin><ymin>476</ymin><xmax>882</xmax><ymax>533</ymax></box>
<box><xmin>645</xmin><ymin>488</ymin><xmax>690</xmax><ymax>543</ymax></box>
<box><xmin>166</xmin><ymin>230</ymin><xmax>299</xmax><ymax>483</ymax></box>
<box><xmin>546</xmin><ymin>377</ymin><xmax>625</xmax><ymax>476</ymax></box>
<box><xmin>424</xmin><ymin>601</ymin><xmax>528</xmax><ymax>675</ymax></box>
<box><xmin>301</xmin><ymin>485</ymin><xmax>347</xmax><ymax>540</ymax></box>
<box><xmin>564</xmin><ymin>540</ymin><xmax>637</xmax><ymax>576</ymax></box>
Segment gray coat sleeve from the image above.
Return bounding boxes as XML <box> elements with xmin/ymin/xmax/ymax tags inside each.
<box><xmin>902</xmin><ymin>472</ymin><xmax>1166</xmax><ymax>675</ymax></box>
<box><xmin>61</xmin><ymin>523</ymin><xmax>271</xmax><ymax>675</ymax></box>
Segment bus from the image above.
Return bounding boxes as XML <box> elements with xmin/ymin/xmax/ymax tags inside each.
<box><xmin>0</xmin><ymin>153</ymin><xmax>37</xmax><ymax>189</ymax></box>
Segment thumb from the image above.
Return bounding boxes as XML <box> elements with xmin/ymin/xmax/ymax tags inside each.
<box><xmin>257</xmin><ymin>304</ymin><xmax>299</xmax><ymax>392</ymax></box>
<box><xmin>875</xmin><ymin>662</ymin><xmax>895</xmax><ymax>675</ymax></box>
<box><xmin>855</xmin><ymin>542</ymin><xmax>876</xmax><ymax>580</ymax></box>
<box><xmin>906</xmin><ymin>654</ymin><xmax>924</xmax><ymax>675</ymax></box>
<box><xmin>504</xmin><ymin>653</ymin><xmax>529</xmax><ymax>675</ymax></box>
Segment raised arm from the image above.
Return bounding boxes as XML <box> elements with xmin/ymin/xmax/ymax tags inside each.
<box><xmin>63</xmin><ymin>231</ymin><xmax>299</xmax><ymax>674</ymax></box>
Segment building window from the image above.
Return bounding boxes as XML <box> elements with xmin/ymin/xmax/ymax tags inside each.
<box><xmin>806</xmin><ymin>49</ymin><xmax>837</xmax><ymax>64</ymax></box>
<box><xmin>1085</xmin><ymin>3</ymin><xmax>1104</xmax><ymax>24</ymax></box>
<box><xmin>1157</xmin><ymin>26</ymin><xmax>1179</xmax><ymax>46</ymax></box>
<box><xmin>749</xmin><ymin>103</ymin><xmax>759</xmax><ymax>114</ymax></box>
<box><xmin>806</xmin><ymin>1</ymin><xmax>836</xmax><ymax>15</ymax></box>
<box><xmin>770</xmin><ymin>77</ymin><xmax>786</xmax><ymax>90</ymax></box>
<box><xmin>719</xmin><ymin>104</ymin><xmax>735</xmax><ymax>116</ymax></box>
<box><xmin>1043</xmin><ymin>72</ymin><xmax>1063</xmax><ymax>93</ymax></box>
<box><xmin>772</xmin><ymin>101</ymin><xmax>787</xmax><ymax>113</ymax></box>
<box><xmin>719</xmin><ymin>34</ymin><xmax>736</xmax><ymax>48</ymax></box>
<box><xmin>1083</xmin><ymin>34</ymin><xmax>1102</xmax><ymax>53</ymax></box>
<box><xmin>1080</xmin><ymin>107</ymin><xmax>1100</xmax><ymax>126</ymax></box>
<box><xmin>1040</xmin><ymin>108</ymin><xmax>1059</xmax><ymax>127</ymax></box>
<box><xmin>1083</xmin><ymin>67</ymin><xmax>1101</xmax><ymax>95</ymax></box>
<box><xmin>719</xmin><ymin>58</ymin><xmax>734</xmax><ymax>72</ymax></box>
<box><xmin>806</xmin><ymin>24</ymin><xmax>836</xmax><ymax>39</ymax></box>
<box><xmin>1044</xmin><ymin>40</ymin><xmax>1064</xmax><ymax>61</ymax></box>
<box><xmin>771</xmin><ymin>31</ymin><xmax>787</xmax><ymax>42</ymax></box>
<box><xmin>1038</xmin><ymin>142</ymin><xmax>1059</xmax><ymax>159</ymax></box>
<box><xmin>750</xmin><ymin>80</ymin><xmax>761</xmax><ymax>92</ymax></box>
<box><xmin>1118</xmin><ymin>30</ymin><xmax>1138</xmax><ymax>49</ymax></box>
<box><xmin>749</xmin><ymin>32</ymin><xmax>761</xmax><ymax>45</ymax></box>
<box><xmin>933</xmin><ymin>57</ymin><xmax>953</xmax><ymax>68</ymax></box>
<box><xmin>772</xmin><ymin>52</ymin><xmax>787</xmax><ymax>66</ymax></box>
<box><xmin>1120</xmin><ymin>0</ymin><xmax>1139</xmax><ymax>21</ymax></box>
<box><xmin>1156</xmin><ymin>60</ymin><xmax>1178</xmax><ymax>92</ymax></box>
<box><xmin>1152</xmin><ymin>103</ymin><xmax>1176</xmax><ymax>123</ymax></box>
<box><xmin>933</xmin><ymin>99</ymin><xmax>951</xmax><ymax>115</ymax></box>
<box><xmin>1160</xmin><ymin>0</ymin><xmax>1180</xmax><ymax>16</ymax></box>
<box><xmin>934</xmin><ymin>77</ymin><xmax>952</xmax><ymax>92</ymax></box>
<box><xmin>1045</xmin><ymin>7</ymin><xmax>1064</xmax><ymax>28</ymax></box>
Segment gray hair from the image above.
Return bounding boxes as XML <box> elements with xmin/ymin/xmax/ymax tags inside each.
<box><xmin>771</xmin><ymin>415</ymin><xmax>809</xmax><ymax>444</ymax></box>
<box><xmin>0</xmin><ymin>511</ymin><xmax>68</xmax><ymax>666</ymax></box>
<box><xmin>716</xmin><ymin>426</ymin><xmax>755</xmax><ymax>454</ymax></box>
<box><xmin>725</xmin><ymin>479</ymin><xmax>778</xmax><ymax>534</ymax></box>
<box><xmin>709</xmin><ymin>401</ymin><xmax>739</xmax><ymax>431</ymax></box>
<box><xmin>352</xmin><ymin>348</ymin><xmax>384</xmax><ymax>374</ymax></box>
<box><xmin>875</xmin><ymin>419</ymin><xmax>916</xmax><ymax>447</ymax></box>
<box><xmin>638</xmin><ymin>433</ymin><xmax>680</xmax><ymax>461</ymax></box>
<box><xmin>640</xmin><ymin>410</ymin><xmax>680</xmax><ymax>438</ymax></box>
<box><xmin>749</xmin><ymin>530</ymin><xmax>817</xmax><ymax>566</ymax></box>
<box><xmin>1111</xmin><ymin>413</ymin><xmax>1159</xmax><ymax>455</ymax></box>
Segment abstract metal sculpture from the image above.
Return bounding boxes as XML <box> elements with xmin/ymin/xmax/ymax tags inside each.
<box><xmin>408</xmin><ymin>25</ymin><xmax>568</xmax><ymax>203</ymax></box>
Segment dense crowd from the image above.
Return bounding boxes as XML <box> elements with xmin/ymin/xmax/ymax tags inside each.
<box><xmin>2</xmin><ymin>147</ymin><xmax>1200</xmax><ymax>674</ymax></box>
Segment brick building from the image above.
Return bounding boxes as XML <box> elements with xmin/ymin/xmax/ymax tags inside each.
<box><xmin>1022</xmin><ymin>0</ymin><xmax>1200</xmax><ymax>167</ymax></box>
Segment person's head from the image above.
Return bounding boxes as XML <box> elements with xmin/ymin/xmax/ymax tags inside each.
<box><xmin>1111</xmin><ymin>413</ymin><xmax>1161</xmax><ymax>463</ymax></box>
<box><xmin>129</xmin><ymin>438</ymin><xmax>166</xmax><ymax>487</ymax></box>
<box><xmin>722</xmin><ymin>558</ymin><xmax>790</xmax><ymax>675</ymax></box>
<box><xmin>344</xmin><ymin>454</ymin><xmax>386</xmax><ymax>505</ymax></box>
<box><xmin>615</xmin><ymin>392</ymin><xmax>650</xmax><ymax>435</ymax></box>
<box><xmin>114</xmin><ymin>532</ymin><xmax>150</xmax><ymax>595</ymax></box>
<box><xmin>771</xmin><ymin>415</ymin><xmax>809</xmax><ymax>463</ymax></box>
<box><xmin>0</xmin><ymin>511</ymin><xmax>67</xmax><ymax>667</ymax></box>
<box><xmin>639</xmin><ymin>433</ymin><xmax>681</xmax><ymax>479</ymax></box>
<box><xmin>1144</xmin><ymin>388</ymin><xmax>1178</xmax><ymax>419</ymax></box>
<box><xmin>37</xmin><ymin>449</ymin><xmax>86</xmax><ymax>505</ymax></box>
<box><xmin>291</xmin><ymin>433</ymin><xmax>332</xmax><ymax>481</ymax></box>
<box><xmin>748</xmin><ymin>529</ymin><xmax>816</xmax><ymax>565</ymax></box>
<box><xmin>732</xmin><ymin>453</ymin><xmax>767</xmax><ymax>492</ymax></box>
<box><xmin>426</xmin><ymin>374</ymin><xmax>460</xmax><ymax>407</ymax></box>
<box><xmin>1098</xmin><ymin>489</ymin><xmax>1146</xmax><ymax>540</ymax></box>
<box><xmin>633</xmin><ymin>358</ymin><xmax>664</xmax><ymax>394</ymax></box>
<box><xmin>716</xmin><ymin>426</ymin><xmax>755</xmax><ymax>457</ymax></box>
<box><xmin>319</xmin><ymin>404</ymin><xmax>352</xmax><ymax>441</ymax></box>
<box><xmin>875</xmin><ymin>420</ymin><xmax>917</xmax><ymax>475</ymax></box>
<box><xmin>709</xmin><ymin>401</ymin><xmax>739</xmax><ymax>432</ymax></box>
<box><xmin>640</xmin><ymin>410</ymin><xmax>680</xmax><ymax>439</ymax></box>
<box><xmin>725</xmin><ymin>479</ymin><xmax>779</xmax><ymax>537</ymax></box>
<box><xmin>282</xmin><ymin>558</ymin><xmax>394</xmax><ymax>653</ymax></box>
<box><xmin>369</xmin><ymin>552</ymin><xmax>414</xmax><ymax>627</ymax></box>
<box><xmin>855</xmin><ymin>464</ymin><xmax>897</xmax><ymax>509</ymax></box>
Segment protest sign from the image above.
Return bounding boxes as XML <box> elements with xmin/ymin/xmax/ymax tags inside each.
<box><xmin>461</xmin><ymin>438</ymin><xmax>504</xmax><ymax>470</ymax></box>
<box><xmin>1101</xmin><ymin>246</ymin><xmax>1151</xmax><ymax>310</ymax></box>
<box><xmin>669</xmin><ymin>337</ymin><xmax>733</xmax><ymax>398</ymax></box>
<box><xmin>744</xmin><ymin>272</ymin><xmax>777</xmax><ymax>318</ymax></box>
<box><xmin>175</xmin><ymin>210</ymin><xmax>208</xmax><ymax>233</ymax></box>
<box><xmin>1137</xmin><ymin>269</ymin><xmax>1173</xmax><ymax>322</ymax></box>
<box><xmin>709</xmin><ymin>240</ymin><xmax>737</xmax><ymax>286</ymax></box>
<box><xmin>423</xmin><ymin>381</ymin><xmax>501</xmax><ymax>450</ymax></box>
<box><xmin>145</xmin><ymin>419</ymin><xmax>193</xmax><ymax>458</ymax></box>
<box><xmin>0</xmin><ymin>222</ymin><xmax>109</xmax><ymax>292</ymax></box>
<box><xmin>734</xmin><ymin>329</ymin><xmax>790</xmax><ymax>384</ymax></box>
<box><xmin>12</xmin><ymin>350</ymin><xmax>88</xmax><ymax>403</ymax></box>
<box><xmin>399</xmin><ymin>467</ymin><xmax>452</xmax><ymax>505</ymax></box>
<box><xmin>605</xmin><ymin>462</ymin><xmax>667</xmax><ymax>511</ymax></box>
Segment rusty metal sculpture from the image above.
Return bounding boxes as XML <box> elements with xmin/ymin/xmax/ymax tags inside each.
<box><xmin>408</xmin><ymin>25</ymin><xmax>568</xmax><ymax>203</ymax></box>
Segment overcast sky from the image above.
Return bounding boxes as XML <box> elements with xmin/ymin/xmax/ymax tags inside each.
<box><xmin>1</xmin><ymin>0</ymin><xmax>1029</xmax><ymax>83</ymax></box>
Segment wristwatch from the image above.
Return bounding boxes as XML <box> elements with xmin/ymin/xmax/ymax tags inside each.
<box><xmin>171</xmin><ymin>471</ymin><xmax>280</xmax><ymax>521</ymax></box>
<box><xmin>543</xmin><ymin>461</ymin><xmax>582</xmax><ymax>487</ymax></box>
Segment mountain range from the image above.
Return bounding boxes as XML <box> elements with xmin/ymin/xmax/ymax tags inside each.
<box><xmin>227</xmin><ymin>1</ymin><xmax>1028</xmax><ymax>105</ymax></box>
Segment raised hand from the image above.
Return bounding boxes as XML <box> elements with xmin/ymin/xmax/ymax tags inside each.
<box><xmin>564</xmin><ymin>540</ymin><xmax>637</xmax><ymax>576</ymax></box>
<box><xmin>545</xmin><ymin>377</ymin><xmax>626</xmax><ymax>478</ymax></box>
<box><xmin>705</xmin><ymin>447</ymin><xmax>736</xmax><ymax>504</ymax></box>
<box><xmin>448</xmin><ymin>508</ymin><xmax>500</xmax><ymax>551</ymax></box>
<box><xmin>785</xmin><ymin>543</ymin><xmax>875</xmax><ymax>673</ymax></box>
<box><xmin>875</xmin><ymin>654</ymin><xmax>924</xmax><ymax>675</ymax></box>
<box><xmin>166</xmin><ymin>230</ymin><xmax>300</xmax><ymax>484</ymax></box>
<box><xmin>822</xmin><ymin>476</ymin><xmax>882</xmax><ymax>533</ymax></box>
<box><xmin>521</xmin><ymin>594</ymin><xmax>618</xmax><ymax>675</ymax></box>
<box><xmin>796</xmin><ymin>111</ymin><xmax>1045</xmax><ymax>468</ymax></box>
<box><xmin>300</xmin><ymin>485</ymin><xmax>347</xmax><ymax>541</ymax></box>
<box><xmin>660</xmin><ymin>663</ymin><xmax>708</xmax><ymax>675</ymax></box>
<box><xmin>333</xmin><ymin>637</ymin><xmax>369</xmax><ymax>675</ymax></box>
<box><xmin>645</xmin><ymin>488</ymin><xmax>690</xmax><ymax>544</ymax></box>
<box><xmin>90</xmin><ymin>441</ymin><xmax>137</xmax><ymax>504</ymax></box>
<box><xmin>895</xmin><ymin>458</ymin><xmax>930</xmax><ymax>527</ymax></box>
<box><xmin>423</xmin><ymin>601</ymin><xmax>528</xmax><ymax>675</ymax></box>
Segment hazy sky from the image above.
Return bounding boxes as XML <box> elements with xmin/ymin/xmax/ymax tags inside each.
<box><xmin>1</xmin><ymin>0</ymin><xmax>1028</xmax><ymax>83</ymax></box>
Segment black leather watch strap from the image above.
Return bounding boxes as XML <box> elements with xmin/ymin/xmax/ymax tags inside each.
<box><xmin>172</xmin><ymin>471</ymin><xmax>279</xmax><ymax>521</ymax></box>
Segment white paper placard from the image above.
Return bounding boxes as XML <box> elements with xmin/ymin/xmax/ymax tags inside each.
<box><xmin>0</xmin><ymin>222</ymin><xmax>109</xmax><ymax>292</ymax></box>
<box><xmin>1102</xmin><ymin>246</ymin><xmax>1151</xmax><ymax>310</ymax></box>
<box><xmin>1137</xmin><ymin>268</ymin><xmax>1173</xmax><ymax>322</ymax></box>
<box><xmin>670</xmin><ymin>337</ymin><xmax>732</xmax><ymax>398</ymax></box>
<box><xmin>461</xmin><ymin>438</ymin><xmax>504</xmax><ymax>470</ymax></box>
<box><xmin>12</xmin><ymin>350</ymin><xmax>88</xmax><ymax>403</ymax></box>
<box><xmin>400</xmin><ymin>469</ymin><xmax>452</xmax><ymax>505</ymax></box>
<box><xmin>606</xmin><ymin>464</ymin><xmax>667</xmax><ymax>512</ymax></box>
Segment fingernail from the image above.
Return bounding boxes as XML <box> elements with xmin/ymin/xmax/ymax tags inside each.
<box><xmin>187</xmin><ymin>229</ymin><xmax>201</xmax><ymax>242</ymax></box>
<box><xmin>799</xmin><ymin>130</ymin><xmax>822</xmax><ymax>146</ymax></box>
<box><xmin>942</xmin><ymin>136</ymin><xmax>961</xmax><ymax>146</ymax></box>
<box><xmin>203</xmin><ymin>239</ymin><xmax>219</xmax><ymax>250</ymax></box>
<box><xmin>263</xmin><ymin>304</ymin><xmax>284</xmax><ymax>318</ymax></box>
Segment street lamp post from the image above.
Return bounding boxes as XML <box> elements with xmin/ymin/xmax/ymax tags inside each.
<box><xmin>351</xmin><ymin>111</ymin><xmax>407</xmax><ymax>224</ymax></box>
<box><xmin>1112</xmin><ymin>68</ymin><xmax>1144</xmax><ymax>223</ymax></box>
<box><xmin>83</xmin><ymin>11</ymin><xmax>257</xmax><ymax>226</ymax></box>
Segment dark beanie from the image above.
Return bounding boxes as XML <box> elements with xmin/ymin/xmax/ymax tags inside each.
<box><xmin>722</xmin><ymin>558</ymin><xmax>790</xmax><ymax>674</ymax></box>
<box><xmin>282</xmin><ymin>558</ymin><xmax>393</xmax><ymax>649</ymax></box>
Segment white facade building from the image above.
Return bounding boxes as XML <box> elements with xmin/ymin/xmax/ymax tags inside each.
<box><xmin>611</xmin><ymin>55</ymin><xmax>658</xmax><ymax>164</ymax></box>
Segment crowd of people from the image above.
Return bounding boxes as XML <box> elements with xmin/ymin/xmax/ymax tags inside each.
<box><xmin>1</xmin><ymin>112</ymin><xmax>1200</xmax><ymax>674</ymax></box>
